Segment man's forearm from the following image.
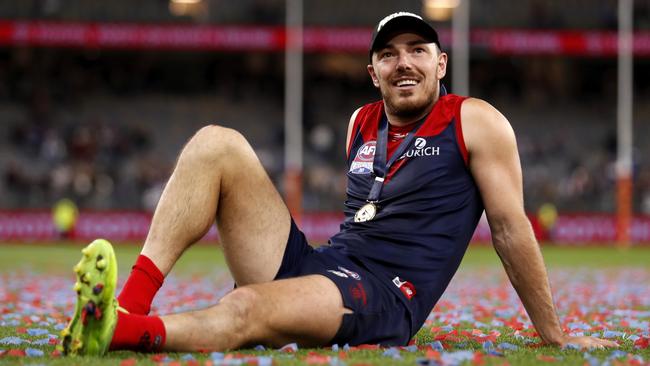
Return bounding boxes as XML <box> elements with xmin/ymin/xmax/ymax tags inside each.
<box><xmin>490</xmin><ymin>219</ymin><xmax>566</xmax><ymax>345</ymax></box>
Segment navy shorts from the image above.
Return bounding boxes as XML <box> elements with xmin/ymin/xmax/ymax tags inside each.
<box><xmin>273</xmin><ymin>220</ymin><xmax>412</xmax><ymax>346</ymax></box>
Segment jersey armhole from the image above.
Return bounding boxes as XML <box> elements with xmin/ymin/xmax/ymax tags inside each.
<box><xmin>346</xmin><ymin>107</ymin><xmax>365</xmax><ymax>159</ymax></box>
<box><xmin>454</xmin><ymin>97</ymin><xmax>469</xmax><ymax>166</ymax></box>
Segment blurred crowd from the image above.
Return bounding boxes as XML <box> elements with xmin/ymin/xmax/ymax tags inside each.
<box><xmin>1</xmin><ymin>43</ymin><xmax>649</xmax><ymax>215</ymax></box>
<box><xmin>5</xmin><ymin>0</ymin><xmax>650</xmax><ymax>30</ymax></box>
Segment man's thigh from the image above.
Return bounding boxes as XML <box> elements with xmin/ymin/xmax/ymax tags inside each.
<box><xmin>210</xmin><ymin>127</ymin><xmax>292</xmax><ymax>286</ymax></box>
<box><xmin>244</xmin><ymin>275</ymin><xmax>348</xmax><ymax>347</ymax></box>
<box><xmin>277</xmin><ymin>248</ymin><xmax>413</xmax><ymax>346</ymax></box>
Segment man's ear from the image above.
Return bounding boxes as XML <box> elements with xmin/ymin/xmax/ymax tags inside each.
<box><xmin>367</xmin><ymin>64</ymin><xmax>380</xmax><ymax>88</ymax></box>
<box><xmin>437</xmin><ymin>52</ymin><xmax>448</xmax><ymax>80</ymax></box>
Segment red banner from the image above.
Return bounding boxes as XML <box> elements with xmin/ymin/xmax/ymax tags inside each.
<box><xmin>1</xmin><ymin>20</ymin><xmax>650</xmax><ymax>56</ymax></box>
<box><xmin>1</xmin><ymin>210</ymin><xmax>649</xmax><ymax>244</ymax></box>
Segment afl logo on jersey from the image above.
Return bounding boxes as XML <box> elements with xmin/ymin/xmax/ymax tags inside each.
<box><xmin>349</xmin><ymin>141</ymin><xmax>376</xmax><ymax>174</ymax></box>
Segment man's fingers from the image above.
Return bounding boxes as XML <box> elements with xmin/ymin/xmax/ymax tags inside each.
<box><xmin>569</xmin><ymin>336</ymin><xmax>619</xmax><ymax>350</ymax></box>
<box><xmin>599</xmin><ymin>339</ymin><xmax>619</xmax><ymax>348</ymax></box>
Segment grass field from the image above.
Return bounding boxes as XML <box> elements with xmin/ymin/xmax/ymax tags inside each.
<box><xmin>1</xmin><ymin>242</ymin><xmax>649</xmax><ymax>365</ymax></box>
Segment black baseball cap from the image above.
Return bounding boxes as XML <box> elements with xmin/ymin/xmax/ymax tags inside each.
<box><xmin>369</xmin><ymin>12</ymin><xmax>441</xmax><ymax>61</ymax></box>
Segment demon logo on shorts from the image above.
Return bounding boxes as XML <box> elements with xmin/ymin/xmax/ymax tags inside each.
<box><xmin>349</xmin><ymin>141</ymin><xmax>376</xmax><ymax>174</ymax></box>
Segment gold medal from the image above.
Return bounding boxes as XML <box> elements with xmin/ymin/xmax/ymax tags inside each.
<box><xmin>354</xmin><ymin>202</ymin><xmax>377</xmax><ymax>223</ymax></box>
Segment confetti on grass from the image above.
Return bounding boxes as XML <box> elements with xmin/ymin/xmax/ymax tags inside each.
<box><xmin>0</xmin><ymin>267</ymin><xmax>648</xmax><ymax>364</ymax></box>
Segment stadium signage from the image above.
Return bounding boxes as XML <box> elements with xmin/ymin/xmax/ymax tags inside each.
<box><xmin>1</xmin><ymin>21</ymin><xmax>650</xmax><ymax>56</ymax></box>
<box><xmin>1</xmin><ymin>211</ymin><xmax>649</xmax><ymax>244</ymax></box>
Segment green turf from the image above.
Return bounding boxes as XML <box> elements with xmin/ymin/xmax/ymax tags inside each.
<box><xmin>2</xmin><ymin>242</ymin><xmax>649</xmax><ymax>274</ymax></box>
<box><xmin>0</xmin><ymin>242</ymin><xmax>648</xmax><ymax>365</ymax></box>
<box><xmin>461</xmin><ymin>243</ymin><xmax>650</xmax><ymax>269</ymax></box>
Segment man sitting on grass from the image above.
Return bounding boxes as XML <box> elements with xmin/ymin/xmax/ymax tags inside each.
<box><xmin>61</xmin><ymin>12</ymin><xmax>618</xmax><ymax>355</ymax></box>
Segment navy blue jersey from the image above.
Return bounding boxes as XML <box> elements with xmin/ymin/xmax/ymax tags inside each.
<box><xmin>329</xmin><ymin>94</ymin><xmax>484</xmax><ymax>337</ymax></box>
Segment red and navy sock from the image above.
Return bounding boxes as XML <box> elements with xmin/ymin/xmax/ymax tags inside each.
<box><xmin>117</xmin><ymin>254</ymin><xmax>164</xmax><ymax>315</ymax></box>
<box><xmin>109</xmin><ymin>312</ymin><xmax>166</xmax><ymax>352</ymax></box>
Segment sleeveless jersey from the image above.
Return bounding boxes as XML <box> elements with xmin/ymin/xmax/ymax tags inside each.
<box><xmin>328</xmin><ymin>94</ymin><xmax>484</xmax><ymax>337</ymax></box>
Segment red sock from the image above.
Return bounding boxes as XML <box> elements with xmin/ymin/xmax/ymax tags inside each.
<box><xmin>117</xmin><ymin>255</ymin><xmax>164</xmax><ymax>315</ymax></box>
<box><xmin>109</xmin><ymin>311</ymin><xmax>166</xmax><ymax>352</ymax></box>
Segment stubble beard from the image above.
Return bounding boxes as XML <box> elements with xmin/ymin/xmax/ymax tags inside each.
<box><xmin>382</xmin><ymin>87</ymin><xmax>437</xmax><ymax>121</ymax></box>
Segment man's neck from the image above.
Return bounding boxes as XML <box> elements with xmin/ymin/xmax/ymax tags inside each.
<box><xmin>385</xmin><ymin>98</ymin><xmax>437</xmax><ymax>127</ymax></box>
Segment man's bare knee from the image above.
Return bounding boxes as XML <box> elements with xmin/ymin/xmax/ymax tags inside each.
<box><xmin>183</xmin><ymin>125</ymin><xmax>250</xmax><ymax>165</ymax></box>
<box><xmin>216</xmin><ymin>287</ymin><xmax>261</xmax><ymax>345</ymax></box>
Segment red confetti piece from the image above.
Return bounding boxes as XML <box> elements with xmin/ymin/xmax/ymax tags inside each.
<box><xmin>120</xmin><ymin>358</ymin><xmax>137</xmax><ymax>366</ymax></box>
<box><xmin>185</xmin><ymin>360</ymin><xmax>200</xmax><ymax>366</ymax></box>
<box><xmin>634</xmin><ymin>337</ymin><xmax>649</xmax><ymax>349</ymax></box>
<box><xmin>7</xmin><ymin>349</ymin><xmax>26</xmax><ymax>357</ymax></box>
<box><xmin>50</xmin><ymin>350</ymin><xmax>61</xmax><ymax>357</ymax></box>
<box><xmin>536</xmin><ymin>355</ymin><xmax>557</xmax><ymax>362</ymax></box>
<box><xmin>305</xmin><ymin>352</ymin><xmax>331</xmax><ymax>364</ymax></box>
<box><xmin>150</xmin><ymin>354</ymin><xmax>167</xmax><ymax>362</ymax></box>
<box><xmin>356</xmin><ymin>344</ymin><xmax>380</xmax><ymax>350</ymax></box>
<box><xmin>425</xmin><ymin>349</ymin><xmax>440</xmax><ymax>360</ymax></box>
<box><xmin>473</xmin><ymin>351</ymin><xmax>485</xmax><ymax>366</ymax></box>
<box><xmin>16</xmin><ymin>328</ymin><xmax>26</xmax><ymax>334</ymax></box>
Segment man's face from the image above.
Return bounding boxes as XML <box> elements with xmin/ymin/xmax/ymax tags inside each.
<box><xmin>368</xmin><ymin>32</ymin><xmax>447</xmax><ymax>120</ymax></box>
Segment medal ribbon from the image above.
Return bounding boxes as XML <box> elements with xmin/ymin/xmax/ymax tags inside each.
<box><xmin>365</xmin><ymin>84</ymin><xmax>447</xmax><ymax>203</ymax></box>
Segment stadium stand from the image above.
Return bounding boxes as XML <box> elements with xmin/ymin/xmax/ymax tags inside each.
<box><xmin>0</xmin><ymin>0</ymin><xmax>649</xmax><ymax>216</ymax></box>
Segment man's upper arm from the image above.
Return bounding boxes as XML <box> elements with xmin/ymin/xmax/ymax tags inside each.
<box><xmin>461</xmin><ymin>98</ymin><xmax>526</xmax><ymax>228</ymax></box>
<box><xmin>345</xmin><ymin>107</ymin><xmax>362</xmax><ymax>158</ymax></box>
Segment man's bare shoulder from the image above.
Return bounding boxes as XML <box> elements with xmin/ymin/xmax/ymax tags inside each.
<box><xmin>460</xmin><ymin>97</ymin><xmax>515</xmax><ymax>153</ymax></box>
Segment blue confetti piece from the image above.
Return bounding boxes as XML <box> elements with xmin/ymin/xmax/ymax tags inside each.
<box><xmin>279</xmin><ymin>342</ymin><xmax>298</xmax><ymax>352</ymax></box>
<box><xmin>26</xmin><ymin>328</ymin><xmax>50</xmax><ymax>336</ymax></box>
<box><xmin>487</xmin><ymin>350</ymin><xmax>504</xmax><ymax>357</ymax></box>
<box><xmin>32</xmin><ymin>338</ymin><xmax>52</xmax><ymax>345</ymax></box>
<box><xmin>563</xmin><ymin>343</ymin><xmax>581</xmax><ymax>350</ymax></box>
<box><xmin>497</xmin><ymin>342</ymin><xmax>518</xmax><ymax>351</ymax></box>
<box><xmin>440</xmin><ymin>350</ymin><xmax>475</xmax><ymax>365</ymax></box>
<box><xmin>257</xmin><ymin>356</ymin><xmax>273</xmax><ymax>366</ymax></box>
<box><xmin>54</xmin><ymin>324</ymin><xmax>66</xmax><ymax>331</ymax></box>
<box><xmin>210</xmin><ymin>352</ymin><xmax>225</xmax><ymax>360</ymax></box>
<box><xmin>603</xmin><ymin>330</ymin><xmax>624</xmax><ymax>338</ymax></box>
<box><xmin>254</xmin><ymin>344</ymin><xmax>266</xmax><ymax>351</ymax></box>
<box><xmin>490</xmin><ymin>319</ymin><xmax>504</xmax><ymax>327</ymax></box>
<box><xmin>628</xmin><ymin>335</ymin><xmax>640</xmax><ymax>341</ymax></box>
<box><xmin>608</xmin><ymin>350</ymin><xmax>627</xmax><ymax>359</ymax></box>
<box><xmin>0</xmin><ymin>336</ymin><xmax>26</xmax><ymax>345</ymax></box>
<box><xmin>482</xmin><ymin>340</ymin><xmax>494</xmax><ymax>351</ymax></box>
<box><xmin>428</xmin><ymin>341</ymin><xmax>444</xmax><ymax>351</ymax></box>
<box><xmin>343</xmin><ymin>343</ymin><xmax>350</xmax><ymax>352</ymax></box>
<box><xmin>329</xmin><ymin>356</ymin><xmax>344</xmax><ymax>366</ymax></box>
<box><xmin>403</xmin><ymin>345</ymin><xmax>418</xmax><ymax>353</ymax></box>
<box><xmin>568</xmin><ymin>322</ymin><xmax>591</xmax><ymax>330</ymax></box>
<box><xmin>331</xmin><ymin>344</ymin><xmax>339</xmax><ymax>352</ymax></box>
<box><xmin>181</xmin><ymin>353</ymin><xmax>195</xmax><ymax>361</ymax></box>
<box><xmin>382</xmin><ymin>347</ymin><xmax>401</xmax><ymax>359</ymax></box>
<box><xmin>25</xmin><ymin>348</ymin><xmax>44</xmax><ymax>357</ymax></box>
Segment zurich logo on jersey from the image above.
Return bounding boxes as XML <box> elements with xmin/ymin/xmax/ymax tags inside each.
<box><xmin>349</xmin><ymin>141</ymin><xmax>376</xmax><ymax>174</ymax></box>
<box><xmin>398</xmin><ymin>137</ymin><xmax>441</xmax><ymax>160</ymax></box>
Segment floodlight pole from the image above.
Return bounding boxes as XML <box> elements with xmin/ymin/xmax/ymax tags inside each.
<box><xmin>616</xmin><ymin>0</ymin><xmax>633</xmax><ymax>247</ymax></box>
<box><xmin>452</xmin><ymin>0</ymin><xmax>470</xmax><ymax>96</ymax></box>
<box><xmin>284</xmin><ymin>0</ymin><xmax>304</xmax><ymax>223</ymax></box>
